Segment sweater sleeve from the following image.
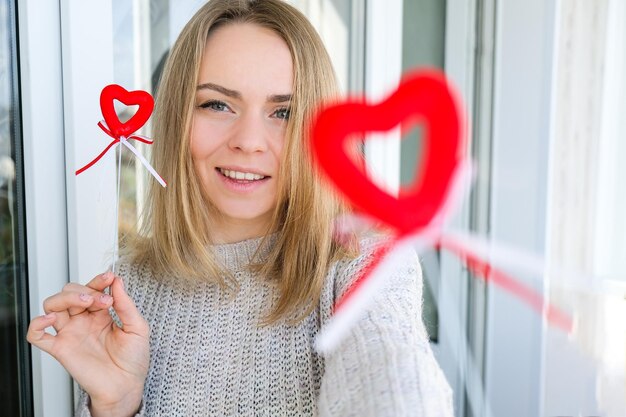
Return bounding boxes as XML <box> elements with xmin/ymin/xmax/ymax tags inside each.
<box><xmin>318</xmin><ymin>242</ymin><xmax>454</xmax><ymax>417</ymax></box>
<box><xmin>74</xmin><ymin>385</ymin><xmax>146</xmax><ymax>417</ymax></box>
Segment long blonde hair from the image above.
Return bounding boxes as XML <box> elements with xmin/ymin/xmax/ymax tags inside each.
<box><xmin>125</xmin><ymin>0</ymin><xmax>356</xmax><ymax>324</ymax></box>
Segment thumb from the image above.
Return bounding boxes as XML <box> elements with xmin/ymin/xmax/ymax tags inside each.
<box><xmin>110</xmin><ymin>277</ymin><xmax>148</xmax><ymax>337</ymax></box>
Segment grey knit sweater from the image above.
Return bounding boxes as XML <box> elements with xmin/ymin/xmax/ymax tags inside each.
<box><xmin>75</xmin><ymin>236</ymin><xmax>453</xmax><ymax>416</ymax></box>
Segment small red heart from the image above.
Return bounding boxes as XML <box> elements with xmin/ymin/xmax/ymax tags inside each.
<box><xmin>100</xmin><ymin>84</ymin><xmax>154</xmax><ymax>138</ymax></box>
<box><xmin>311</xmin><ymin>69</ymin><xmax>465</xmax><ymax>237</ymax></box>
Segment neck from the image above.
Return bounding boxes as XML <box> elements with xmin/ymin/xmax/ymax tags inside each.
<box><xmin>210</xmin><ymin>215</ymin><xmax>273</xmax><ymax>244</ymax></box>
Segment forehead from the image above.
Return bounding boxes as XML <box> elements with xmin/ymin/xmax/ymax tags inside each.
<box><xmin>198</xmin><ymin>22</ymin><xmax>293</xmax><ymax>95</ymax></box>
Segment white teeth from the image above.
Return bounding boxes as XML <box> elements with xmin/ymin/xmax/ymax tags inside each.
<box><xmin>219</xmin><ymin>168</ymin><xmax>265</xmax><ymax>181</ymax></box>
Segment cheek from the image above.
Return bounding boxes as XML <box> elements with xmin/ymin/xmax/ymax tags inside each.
<box><xmin>271</xmin><ymin>129</ymin><xmax>287</xmax><ymax>162</ymax></box>
<box><xmin>190</xmin><ymin>119</ymin><xmax>221</xmax><ymax>160</ymax></box>
<box><xmin>189</xmin><ymin>118</ymin><xmax>203</xmax><ymax>159</ymax></box>
<box><xmin>271</xmin><ymin>139</ymin><xmax>286</xmax><ymax>202</ymax></box>
<box><xmin>190</xmin><ymin>137</ymin><xmax>207</xmax><ymax>161</ymax></box>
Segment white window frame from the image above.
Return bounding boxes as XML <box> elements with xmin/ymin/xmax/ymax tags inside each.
<box><xmin>21</xmin><ymin>0</ymin><xmax>117</xmax><ymax>415</ymax></box>
<box><xmin>362</xmin><ymin>0</ymin><xmax>403</xmax><ymax>195</ymax></box>
<box><xmin>19</xmin><ymin>0</ymin><xmax>71</xmax><ymax>415</ymax></box>
<box><xmin>484</xmin><ymin>1</ymin><xmax>559</xmax><ymax>417</ymax></box>
<box><xmin>60</xmin><ymin>0</ymin><xmax>117</xmax><ymax>284</ymax></box>
<box><xmin>438</xmin><ymin>0</ymin><xmax>479</xmax><ymax>414</ymax></box>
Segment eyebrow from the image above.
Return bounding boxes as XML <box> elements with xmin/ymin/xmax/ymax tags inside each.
<box><xmin>196</xmin><ymin>82</ymin><xmax>291</xmax><ymax>103</ymax></box>
<box><xmin>268</xmin><ymin>94</ymin><xmax>292</xmax><ymax>103</ymax></box>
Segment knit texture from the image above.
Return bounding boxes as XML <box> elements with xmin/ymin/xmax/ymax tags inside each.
<box><xmin>74</xmin><ymin>235</ymin><xmax>453</xmax><ymax>416</ymax></box>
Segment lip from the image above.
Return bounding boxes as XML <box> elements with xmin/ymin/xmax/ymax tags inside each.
<box><xmin>216</xmin><ymin>166</ymin><xmax>271</xmax><ymax>177</ymax></box>
<box><xmin>215</xmin><ymin>167</ymin><xmax>271</xmax><ymax>192</ymax></box>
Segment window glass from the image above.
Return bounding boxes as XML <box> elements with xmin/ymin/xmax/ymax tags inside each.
<box><xmin>111</xmin><ymin>0</ymin><xmax>201</xmax><ymax>235</ymax></box>
<box><xmin>401</xmin><ymin>0</ymin><xmax>447</xmax><ymax>343</ymax></box>
<box><xmin>0</xmin><ymin>0</ymin><xmax>32</xmax><ymax>415</ymax></box>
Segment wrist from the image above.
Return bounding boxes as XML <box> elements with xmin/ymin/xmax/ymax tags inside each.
<box><xmin>89</xmin><ymin>389</ymin><xmax>143</xmax><ymax>417</ymax></box>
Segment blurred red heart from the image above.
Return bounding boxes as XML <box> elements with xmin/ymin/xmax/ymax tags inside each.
<box><xmin>311</xmin><ymin>69</ymin><xmax>465</xmax><ymax>237</ymax></box>
<box><xmin>100</xmin><ymin>84</ymin><xmax>154</xmax><ymax>138</ymax></box>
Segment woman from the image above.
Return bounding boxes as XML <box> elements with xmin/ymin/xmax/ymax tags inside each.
<box><xmin>27</xmin><ymin>1</ymin><xmax>453</xmax><ymax>415</ymax></box>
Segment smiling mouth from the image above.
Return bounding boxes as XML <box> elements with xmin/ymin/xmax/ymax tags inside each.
<box><xmin>216</xmin><ymin>167</ymin><xmax>269</xmax><ymax>181</ymax></box>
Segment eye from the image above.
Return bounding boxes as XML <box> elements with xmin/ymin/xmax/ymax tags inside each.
<box><xmin>272</xmin><ymin>107</ymin><xmax>291</xmax><ymax>120</ymax></box>
<box><xmin>198</xmin><ymin>100</ymin><xmax>230</xmax><ymax>112</ymax></box>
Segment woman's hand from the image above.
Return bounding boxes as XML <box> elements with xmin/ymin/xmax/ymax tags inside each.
<box><xmin>26</xmin><ymin>271</ymin><xmax>150</xmax><ymax>416</ymax></box>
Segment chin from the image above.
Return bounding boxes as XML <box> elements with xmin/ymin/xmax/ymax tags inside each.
<box><xmin>215</xmin><ymin>203</ymin><xmax>274</xmax><ymax>224</ymax></box>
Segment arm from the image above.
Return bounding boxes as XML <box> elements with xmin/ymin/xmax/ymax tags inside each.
<box><xmin>318</xmin><ymin>244</ymin><xmax>454</xmax><ymax>417</ymax></box>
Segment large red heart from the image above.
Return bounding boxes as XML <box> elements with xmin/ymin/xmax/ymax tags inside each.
<box><xmin>311</xmin><ymin>69</ymin><xmax>465</xmax><ymax>237</ymax></box>
<box><xmin>100</xmin><ymin>84</ymin><xmax>154</xmax><ymax>138</ymax></box>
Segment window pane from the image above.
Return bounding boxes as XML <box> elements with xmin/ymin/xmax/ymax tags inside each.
<box><xmin>0</xmin><ymin>0</ymin><xmax>32</xmax><ymax>415</ymax></box>
<box><xmin>112</xmin><ymin>0</ymin><xmax>205</xmax><ymax>237</ymax></box>
<box><xmin>401</xmin><ymin>0</ymin><xmax>447</xmax><ymax>342</ymax></box>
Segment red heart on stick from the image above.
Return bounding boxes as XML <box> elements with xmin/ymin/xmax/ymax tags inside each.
<box><xmin>100</xmin><ymin>84</ymin><xmax>154</xmax><ymax>138</ymax></box>
<box><xmin>311</xmin><ymin>69</ymin><xmax>465</xmax><ymax>237</ymax></box>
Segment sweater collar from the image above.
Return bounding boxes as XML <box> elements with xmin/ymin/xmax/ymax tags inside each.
<box><xmin>211</xmin><ymin>233</ymin><xmax>279</xmax><ymax>271</ymax></box>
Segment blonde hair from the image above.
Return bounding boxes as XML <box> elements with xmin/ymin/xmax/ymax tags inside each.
<box><xmin>125</xmin><ymin>0</ymin><xmax>356</xmax><ymax>324</ymax></box>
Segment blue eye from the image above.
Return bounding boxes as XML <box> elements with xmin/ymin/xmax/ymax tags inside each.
<box><xmin>199</xmin><ymin>100</ymin><xmax>230</xmax><ymax>112</ymax></box>
<box><xmin>273</xmin><ymin>107</ymin><xmax>290</xmax><ymax>120</ymax></box>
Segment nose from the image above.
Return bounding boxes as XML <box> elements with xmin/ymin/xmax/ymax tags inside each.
<box><xmin>227</xmin><ymin>112</ymin><xmax>269</xmax><ymax>153</ymax></box>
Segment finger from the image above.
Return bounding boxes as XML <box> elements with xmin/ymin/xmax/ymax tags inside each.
<box><xmin>60</xmin><ymin>283</ymin><xmax>115</xmax><ymax>313</ymax></box>
<box><xmin>84</xmin><ymin>271</ymin><xmax>116</xmax><ymax>292</ymax></box>
<box><xmin>68</xmin><ymin>293</ymin><xmax>114</xmax><ymax>317</ymax></box>
<box><xmin>110</xmin><ymin>277</ymin><xmax>148</xmax><ymax>337</ymax></box>
<box><xmin>42</xmin><ymin>291</ymin><xmax>88</xmax><ymax>330</ymax></box>
<box><xmin>26</xmin><ymin>313</ymin><xmax>58</xmax><ymax>353</ymax></box>
<box><xmin>43</xmin><ymin>291</ymin><xmax>96</xmax><ymax>318</ymax></box>
<box><xmin>45</xmin><ymin>288</ymin><xmax>114</xmax><ymax>334</ymax></box>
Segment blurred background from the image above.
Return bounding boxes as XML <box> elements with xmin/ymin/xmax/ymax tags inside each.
<box><xmin>2</xmin><ymin>0</ymin><xmax>625</xmax><ymax>416</ymax></box>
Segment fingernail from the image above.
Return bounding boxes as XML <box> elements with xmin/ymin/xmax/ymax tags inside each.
<box><xmin>102</xmin><ymin>271</ymin><xmax>114</xmax><ymax>280</ymax></box>
<box><xmin>79</xmin><ymin>293</ymin><xmax>92</xmax><ymax>302</ymax></box>
<box><xmin>100</xmin><ymin>294</ymin><xmax>112</xmax><ymax>303</ymax></box>
<box><xmin>44</xmin><ymin>313</ymin><xmax>55</xmax><ymax>319</ymax></box>
<box><xmin>118</xmin><ymin>277</ymin><xmax>125</xmax><ymax>289</ymax></box>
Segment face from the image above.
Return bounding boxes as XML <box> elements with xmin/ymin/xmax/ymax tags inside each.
<box><xmin>191</xmin><ymin>23</ymin><xmax>293</xmax><ymax>242</ymax></box>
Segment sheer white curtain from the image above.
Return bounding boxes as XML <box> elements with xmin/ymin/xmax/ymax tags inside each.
<box><xmin>545</xmin><ymin>0</ymin><xmax>626</xmax><ymax>414</ymax></box>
